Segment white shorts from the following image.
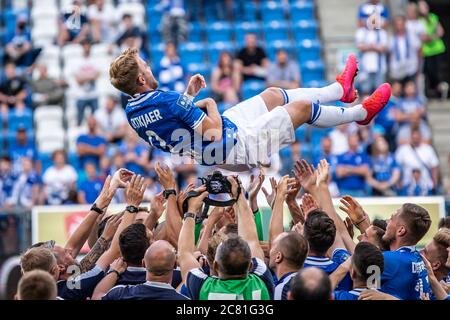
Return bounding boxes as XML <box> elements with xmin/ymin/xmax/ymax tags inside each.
<box><xmin>219</xmin><ymin>95</ymin><xmax>295</xmax><ymax>171</ymax></box>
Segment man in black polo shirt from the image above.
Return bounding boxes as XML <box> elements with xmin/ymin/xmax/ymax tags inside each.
<box><xmin>95</xmin><ymin>240</ymin><xmax>189</xmax><ymax>300</ymax></box>
<box><xmin>235</xmin><ymin>33</ymin><xmax>269</xmax><ymax>82</ymax></box>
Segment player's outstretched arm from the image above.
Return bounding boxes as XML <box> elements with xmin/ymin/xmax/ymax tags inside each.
<box><xmin>195</xmin><ymin>97</ymin><xmax>223</xmax><ymax>141</ymax></box>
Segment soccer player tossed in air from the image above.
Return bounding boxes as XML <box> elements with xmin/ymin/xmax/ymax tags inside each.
<box><xmin>109</xmin><ymin>47</ymin><xmax>391</xmax><ymax>172</ymax></box>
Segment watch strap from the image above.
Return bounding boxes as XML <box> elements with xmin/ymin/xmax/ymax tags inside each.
<box><xmin>90</xmin><ymin>203</ymin><xmax>104</xmax><ymax>215</ymax></box>
<box><xmin>125</xmin><ymin>205</ymin><xmax>139</xmax><ymax>213</ymax></box>
<box><xmin>183</xmin><ymin>212</ymin><xmax>196</xmax><ymax>220</ymax></box>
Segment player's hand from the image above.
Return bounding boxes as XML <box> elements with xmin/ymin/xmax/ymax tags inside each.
<box><xmin>186</xmin><ymin>74</ymin><xmax>206</xmax><ymax>97</ymax></box>
<box><xmin>110</xmin><ymin>258</ymin><xmax>127</xmax><ymax>275</ymax></box>
<box><xmin>101</xmin><ymin>213</ymin><xmax>123</xmax><ymax>241</ymax></box>
<box><xmin>125</xmin><ymin>174</ymin><xmax>147</xmax><ymax>207</ymax></box>
<box><xmin>316</xmin><ymin>159</ymin><xmax>330</xmax><ymax>186</ymax></box>
<box><xmin>187</xmin><ymin>186</ymin><xmax>208</xmax><ymax>213</ymax></box>
<box><xmin>155</xmin><ymin>162</ymin><xmax>176</xmax><ymax>190</ymax></box>
<box><xmin>227</xmin><ymin>175</ymin><xmax>244</xmax><ymax>199</ymax></box>
<box><xmin>299</xmin><ymin>193</ymin><xmax>319</xmax><ymax>219</ymax></box>
<box><xmin>149</xmin><ymin>191</ymin><xmax>166</xmax><ymax>220</ymax></box>
<box><xmin>95</xmin><ymin>175</ymin><xmax>117</xmax><ymax>210</ymax></box>
<box><xmin>261</xmin><ymin>176</ymin><xmax>277</xmax><ymax>209</ymax></box>
<box><xmin>339</xmin><ymin>195</ymin><xmax>366</xmax><ymax>225</ymax></box>
<box><xmin>111</xmin><ymin>168</ymin><xmax>134</xmax><ymax>189</ymax></box>
<box><xmin>293</xmin><ymin>159</ymin><xmax>317</xmax><ymax>193</ymax></box>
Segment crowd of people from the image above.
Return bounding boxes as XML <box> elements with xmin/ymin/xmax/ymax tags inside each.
<box><xmin>14</xmin><ymin>159</ymin><xmax>450</xmax><ymax>300</ymax></box>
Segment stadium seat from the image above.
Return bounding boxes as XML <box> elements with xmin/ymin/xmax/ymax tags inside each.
<box><xmin>187</xmin><ymin>22</ymin><xmax>204</xmax><ymax>42</ymax></box>
<box><xmin>263</xmin><ymin>21</ymin><xmax>290</xmax><ymax>42</ymax></box>
<box><xmin>292</xmin><ymin>20</ymin><xmax>318</xmax><ymax>42</ymax></box>
<box><xmin>62</xmin><ymin>44</ymin><xmax>83</xmax><ymax>60</ymax></box>
<box><xmin>206</xmin><ymin>22</ymin><xmax>233</xmax><ymax>43</ymax></box>
<box><xmin>186</xmin><ymin>63</ymin><xmax>211</xmax><ymax>79</ymax></box>
<box><xmin>207</xmin><ymin>41</ymin><xmax>236</xmax><ymax>65</ymax></box>
<box><xmin>34</xmin><ymin>105</ymin><xmax>63</xmax><ymax>124</ymax></box>
<box><xmin>265</xmin><ymin>40</ymin><xmax>294</xmax><ymax>60</ymax></box>
<box><xmin>150</xmin><ymin>43</ymin><xmax>165</xmax><ymax>66</ymax></box>
<box><xmin>7</xmin><ymin>110</ymin><xmax>33</xmax><ymax>132</ymax></box>
<box><xmin>117</xmin><ymin>2</ymin><xmax>145</xmax><ymax>26</ymax></box>
<box><xmin>290</xmin><ymin>1</ymin><xmax>314</xmax><ymax>21</ymax></box>
<box><xmin>179</xmin><ymin>42</ymin><xmax>206</xmax><ymax>64</ymax></box>
<box><xmin>261</xmin><ymin>1</ymin><xmax>285</xmax><ymax>22</ymax></box>
<box><xmin>296</xmin><ymin>39</ymin><xmax>321</xmax><ymax>63</ymax></box>
<box><xmin>235</xmin><ymin>21</ymin><xmax>263</xmax><ymax>44</ymax></box>
<box><xmin>36</xmin><ymin>127</ymin><xmax>65</xmax><ymax>154</ymax></box>
<box><xmin>241</xmin><ymin>80</ymin><xmax>266</xmax><ymax>100</ymax></box>
<box><xmin>300</xmin><ymin>60</ymin><xmax>325</xmax><ymax>84</ymax></box>
<box><xmin>242</xmin><ymin>1</ymin><xmax>259</xmax><ymax>22</ymax></box>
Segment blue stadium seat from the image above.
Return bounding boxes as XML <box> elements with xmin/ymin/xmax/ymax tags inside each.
<box><xmin>186</xmin><ymin>63</ymin><xmax>211</xmax><ymax>80</ymax></box>
<box><xmin>38</xmin><ymin>153</ymin><xmax>52</xmax><ymax>172</ymax></box>
<box><xmin>290</xmin><ymin>1</ymin><xmax>314</xmax><ymax>21</ymax></box>
<box><xmin>292</xmin><ymin>20</ymin><xmax>318</xmax><ymax>42</ymax></box>
<box><xmin>261</xmin><ymin>1</ymin><xmax>285</xmax><ymax>22</ymax></box>
<box><xmin>235</xmin><ymin>22</ymin><xmax>263</xmax><ymax>44</ymax></box>
<box><xmin>296</xmin><ymin>39</ymin><xmax>321</xmax><ymax>62</ymax></box>
<box><xmin>300</xmin><ymin>60</ymin><xmax>325</xmax><ymax>84</ymax></box>
<box><xmin>241</xmin><ymin>80</ymin><xmax>266</xmax><ymax>100</ymax></box>
<box><xmin>7</xmin><ymin>110</ymin><xmax>33</xmax><ymax>132</ymax></box>
<box><xmin>194</xmin><ymin>87</ymin><xmax>212</xmax><ymax>102</ymax></box>
<box><xmin>206</xmin><ymin>22</ymin><xmax>233</xmax><ymax>43</ymax></box>
<box><xmin>150</xmin><ymin>43</ymin><xmax>165</xmax><ymax>66</ymax></box>
<box><xmin>242</xmin><ymin>1</ymin><xmax>260</xmax><ymax>22</ymax></box>
<box><xmin>304</xmin><ymin>80</ymin><xmax>329</xmax><ymax>88</ymax></box>
<box><xmin>207</xmin><ymin>41</ymin><xmax>236</xmax><ymax>65</ymax></box>
<box><xmin>294</xmin><ymin>126</ymin><xmax>307</xmax><ymax>141</ymax></box>
<box><xmin>179</xmin><ymin>42</ymin><xmax>206</xmax><ymax>64</ymax></box>
<box><xmin>265</xmin><ymin>40</ymin><xmax>294</xmax><ymax>60</ymax></box>
<box><xmin>263</xmin><ymin>21</ymin><xmax>290</xmax><ymax>42</ymax></box>
<box><xmin>187</xmin><ymin>22</ymin><xmax>204</xmax><ymax>42</ymax></box>
<box><xmin>68</xmin><ymin>152</ymin><xmax>79</xmax><ymax>169</ymax></box>
<box><xmin>146</xmin><ymin>8</ymin><xmax>162</xmax><ymax>31</ymax></box>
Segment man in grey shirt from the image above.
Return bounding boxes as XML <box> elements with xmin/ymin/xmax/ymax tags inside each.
<box><xmin>266</xmin><ymin>49</ymin><xmax>301</xmax><ymax>89</ymax></box>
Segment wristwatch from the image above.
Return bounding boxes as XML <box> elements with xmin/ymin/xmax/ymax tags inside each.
<box><xmin>125</xmin><ymin>205</ymin><xmax>139</xmax><ymax>213</ymax></box>
<box><xmin>90</xmin><ymin>203</ymin><xmax>104</xmax><ymax>215</ymax></box>
<box><xmin>163</xmin><ymin>189</ymin><xmax>177</xmax><ymax>199</ymax></box>
<box><xmin>107</xmin><ymin>269</ymin><xmax>121</xmax><ymax>277</ymax></box>
<box><xmin>183</xmin><ymin>212</ymin><xmax>196</xmax><ymax>220</ymax></box>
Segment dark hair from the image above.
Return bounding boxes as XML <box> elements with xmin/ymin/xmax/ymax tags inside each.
<box><xmin>400</xmin><ymin>203</ymin><xmax>431</xmax><ymax>244</ymax></box>
<box><xmin>119</xmin><ymin>223</ymin><xmax>150</xmax><ymax>265</ymax></box>
<box><xmin>303</xmin><ymin>210</ymin><xmax>336</xmax><ymax>255</ymax></box>
<box><xmin>215</xmin><ymin>235</ymin><xmax>251</xmax><ymax>276</ymax></box>
<box><xmin>372</xmin><ymin>219</ymin><xmax>387</xmax><ymax>231</ymax></box>
<box><xmin>438</xmin><ymin>217</ymin><xmax>450</xmax><ymax>230</ymax></box>
<box><xmin>0</xmin><ymin>155</ymin><xmax>11</xmax><ymax>163</ymax></box>
<box><xmin>289</xmin><ymin>268</ymin><xmax>331</xmax><ymax>300</ymax></box>
<box><xmin>278</xmin><ymin>232</ymin><xmax>309</xmax><ymax>269</ymax></box>
<box><xmin>51</xmin><ymin>149</ymin><xmax>66</xmax><ymax>162</ymax></box>
<box><xmin>223</xmin><ymin>223</ymin><xmax>238</xmax><ymax>235</ymax></box>
<box><xmin>352</xmin><ymin>242</ymin><xmax>384</xmax><ymax>282</ymax></box>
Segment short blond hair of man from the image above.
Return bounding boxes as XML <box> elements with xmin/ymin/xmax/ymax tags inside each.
<box><xmin>18</xmin><ymin>270</ymin><xmax>57</xmax><ymax>300</ymax></box>
<box><xmin>20</xmin><ymin>247</ymin><xmax>57</xmax><ymax>274</ymax></box>
<box><xmin>109</xmin><ymin>47</ymin><xmax>140</xmax><ymax>95</ymax></box>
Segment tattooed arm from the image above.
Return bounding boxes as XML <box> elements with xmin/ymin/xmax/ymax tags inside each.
<box><xmin>79</xmin><ymin>236</ymin><xmax>110</xmax><ymax>273</ymax></box>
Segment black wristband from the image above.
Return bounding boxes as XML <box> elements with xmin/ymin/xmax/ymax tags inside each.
<box><xmin>107</xmin><ymin>269</ymin><xmax>121</xmax><ymax>277</ymax></box>
<box><xmin>125</xmin><ymin>205</ymin><xmax>139</xmax><ymax>213</ymax></box>
<box><xmin>163</xmin><ymin>189</ymin><xmax>177</xmax><ymax>199</ymax></box>
<box><xmin>90</xmin><ymin>203</ymin><xmax>104</xmax><ymax>215</ymax></box>
<box><xmin>183</xmin><ymin>212</ymin><xmax>196</xmax><ymax>220</ymax></box>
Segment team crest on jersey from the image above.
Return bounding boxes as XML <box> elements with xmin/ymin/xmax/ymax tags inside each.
<box><xmin>177</xmin><ymin>95</ymin><xmax>192</xmax><ymax>110</ymax></box>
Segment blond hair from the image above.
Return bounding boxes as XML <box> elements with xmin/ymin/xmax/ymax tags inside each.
<box><xmin>109</xmin><ymin>47</ymin><xmax>140</xmax><ymax>95</ymax></box>
<box><xmin>20</xmin><ymin>247</ymin><xmax>57</xmax><ymax>273</ymax></box>
<box><xmin>433</xmin><ymin>228</ymin><xmax>450</xmax><ymax>266</ymax></box>
<box><xmin>18</xmin><ymin>270</ymin><xmax>57</xmax><ymax>300</ymax></box>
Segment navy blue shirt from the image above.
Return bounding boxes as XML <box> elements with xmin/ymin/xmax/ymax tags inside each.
<box><xmin>125</xmin><ymin>90</ymin><xmax>238</xmax><ymax>166</ymax></box>
<box><xmin>57</xmin><ymin>265</ymin><xmax>105</xmax><ymax>300</ymax></box>
<box><xmin>102</xmin><ymin>281</ymin><xmax>190</xmax><ymax>300</ymax></box>
<box><xmin>76</xmin><ymin>134</ymin><xmax>106</xmax><ymax>169</ymax></box>
<box><xmin>274</xmin><ymin>272</ymin><xmax>296</xmax><ymax>300</ymax></box>
<box><xmin>336</xmin><ymin>151</ymin><xmax>370</xmax><ymax>191</ymax></box>
<box><xmin>381</xmin><ymin>246</ymin><xmax>431</xmax><ymax>300</ymax></box>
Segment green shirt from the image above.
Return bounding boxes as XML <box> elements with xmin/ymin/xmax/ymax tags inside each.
<box><xmin>421</xmin><ymin>13</ymin><xmax>446</xmax><ymax>57</ymax></box>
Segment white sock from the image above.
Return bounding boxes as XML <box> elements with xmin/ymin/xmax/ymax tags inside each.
<box><xmin>282</xmin><ymin>82</ymin><xmax>343</xmax><ymax>104</ymax></box>
<box><xmin>307</xmin><ymin>102</ymin><xmax>367</xmax><ymax>128</ymax></box>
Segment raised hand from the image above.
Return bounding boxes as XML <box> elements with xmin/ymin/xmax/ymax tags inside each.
<box><xmin>293</xmin><ymin>159</ymin><xmax>317</xmax><ymax>193</ymax></box>
<box><xmin>125</xmin><ymin>174</ymin><xmax>147</xmax><ymax>207</ymax></box>
<box><xmin>150</xmin><ymin>191</ymin><xmax>166</xmax><ymax>220</ymax></box>
<box><xmin>339</xmin><ymin>195</ymin><xmax>366</xmax><ymax>224</ymax></box>
<box><xmin>187</xmin><ymin>186</ymin><xmax>209</xmax><ymax>213</ymax></box>
<box><xmin>111</xmin><ymin>168</ymin><xmax>134</xmax><ymax>189</ymax></box>
<box><xmin>177</xmin><ymin>183</ymin><xmax>195</xmax><ymax>215</ymax></box>
<box><xmin>95</xmin><ymin>175</ymin><xmax>117</xmax><ymax>210</ymax></box>
<box><xmin>316</xmin><ymin>159</ymin><xmax>330</xmax><ymax>186</ymax></box>
<box><xmin>261</xmin><ymin>176</ymin><xmax>277</xmax><ymax>209</ymax></box>
<box><xmin>155</xmin><ymin>162</ymin><xmax>176</xmax><ymax>190</ymax></box>
<box><xmin>110</xmin><ymin>257</ymin><xmax>127</xmax><ymax>274</ymax></box>
<box><xmin>291</xmin><ymin>221</ymin><xmax>304</xmax><ymax>235</ymax></box>
<box><xmin>186</xmin><ymin>74</ymin><xmax>206</xmax><ymax>97</ymax></box>
<box><xmin>248</xmin><ymin>170</ymin><xmax>265</xmax><ymax>203</ymax></box>
<box><xmin>208</xmin><ymin>207</ymin><xmax>224</xmax><ymax>226</ymax></box>
<box><xmin>102</xmin><ymin>213</ymin><xmax>123</xmax><ymax>241</ymax></box>
<box><xmin>276</xmin><ymin>175</ymin><xmax>297</xmax><ymax>199</ymax></box>
<box><xmin>227</xmin><ymin>175</ymin><xmax>244</xmax><ymax>199</ymax></box>
<box><xmin>299</xmin><ymin>193</ymin><xmax>319</xmax><ymax>219</ymax></box>
<box><xmin>286</xmin><ymin>178</ymin><xmax>301</xmax><ymax>203</ymax></box>
<box><xmin>344</xmin><ymin>217</ymin><xmax>355</xmax><ymax>239</ymax></box>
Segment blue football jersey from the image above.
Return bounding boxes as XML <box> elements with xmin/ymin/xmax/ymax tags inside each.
<box><xmin>125</xmin><ymin>90</ymin><xmax>238</xmax><ymax>166</ymax></box>
<box><xmin>380</xmin><ymin>246</ymin><xmax>431</xmax><ymax>300</ymax></box>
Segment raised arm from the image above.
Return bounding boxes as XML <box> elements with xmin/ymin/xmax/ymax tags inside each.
<box><xmin>330</xmin><ymin>258</ymin><xmax>352</xmax><ymax>291</ymax></box>
<box><xmin>229</xmin><ymin>176</ymin><xmax>265</xmax><ymax>260</ymax></box>
<box><xmin>178</xmin><ymin>187</ymin><xmax>209</xmax><ymax>282</ymax></box>
<box><xmin>196</xmin><ymin>207</ymin><xmax>223</xmax><ymax>255</ymax></box>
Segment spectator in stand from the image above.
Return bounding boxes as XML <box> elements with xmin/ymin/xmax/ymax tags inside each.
<box><xmin>400</xmin><ymin>168</ymin><xmax>433</xmax><ymax>196</ymax></box>
<box><xmin>357</xmin><ymin>0</ymin><xmax>389</xmax><ymax>29</ymax></box>
<box><xmin>4</xmin><ymin>14</ymin><xmax>41</xmax><ymax>67</ymax></box>
<box><xmin>394</xmin><ymin>81</ymin><xmax>431</xmax><ymax>145</ymax></box>
<box><xmin>42</xmin><ymin>150</ymin><xmax>78</xmax><ymax>205</ymax></box>
<box><xmin>116</xmin><ymin>14</ymin><xmax>146</xmax><ymax>56</ymax></box>
<box><xmin>94</xmin><ymin>94</ymin><xmax>128</xmax><ymax>145</ymax></box>
<box><xmin>76</xmin><ymin>115</ymin><xmax>107</xmax><ymax>170</ymax></box>
<box><xmin>158</xmin><ymin>0</ymin><xmax>187</xmax><ymax>46</ymax></box>
<box><xmin>355</xmin><ymin>24</ymin><xmax>388</xmax><ymax>96</ymax></box>
<box><xmin>210</xmin><ymin>52</ymin><xmax>239</xmax><ymax>106</ymax></box>
<box><xmin>119</xmin><ymin>129</ymin><xmax>149</xmax><ymax>175</ymax></box>
<box><xmin>366</xmin><ymin>136</ymin><xmax>401</xmax><ymax>196</ymax></box>
<box><xmin>235</xmin><ymin>33</ymin><xmax>269</xmax><ymax>83</ymax></box>
<box><xmin>88</xmin><ymin>0</ymin><xmax>117</xmax><ymax>44</ymax></box>
<box><xmin>17</xmin><ymin>270</ymin><xmax>57</xmax><ymax>300</ymax></box>
<box><xmin>396</xmin><ymin>128</ymin><xmax>439</xmax><ymax>196</ymax></box>
<box><xmin>58</xmin><ymin>0</ymin><xmax>90</xmax><ymax>46</ymax></box>
<box><xmin>288</xmin><ymin>268</ymin><xmax>332</xmax><ymax>300</ymax></box>
<box><xmin>335</xmin><ymin>134</ymin><xmax>370</xmax><ymax>197</ymax></box>
<box><xmin>158</xmin><ymin>42</ymin><xmax>186</xmax><ymax>93</ymax></box>
<box><xmin>0</xmin><ymin>156</ymin><xmax>17</xmax><ymax>209</ymax></box>
<box><xmin>78</xmin><ymin>162</ymin><xmax>104</xmax><ymax>204</ymax></box>
<box><xmin>8</xmin><ymin>157</ymin><xmax>40</xmax><ymax>208</ymax></box>
<box><xmin>388</xmin><ymin>16</ymin><xmax>422</xmax><ymax>85</ymax></box>
<box><xmin>266</xmin><ymin>49</ymin><xmax>301</xmax><ymax>90</ymax></box>
<box><xmin>8</xmin><ymin>126</ymin><xmax>37</xmax><ymax>175</ymax></box>
<box><xmin>0</xmin><ymin>62</ymin><xmax>28</xmax><ymax>113</ymax></box>
<box><xmin>406</xmin><ymin>2</ymin><xmax>426</xmax><ymax>44</ymax></box>
<box><xmin>313</xmin><ymin>136</ymin><xmax>338</xmax><ymax>169</ymax></box>
<box><xmin>375</xmin><ymin>81</ymin><xmax>402</xmax><ymax>150</ymax></box>
<box><xmin>74</xmin><ymin>40</ymin><xmax>100</xmax><ymax>126</ymax></box>
<box><xmin>418</xmin><ymin>0</ymin><xmax>446</xmax><ymax>98</ymax></box>
<box><xmin>30</xmin><ymin>64</ymin><xmax>66</xmax><ymax>108</ymax></box>
<box><xmin>329</xmin><ymin>124</ymin><xmax>356</xmax><ymax>156</ymax></box>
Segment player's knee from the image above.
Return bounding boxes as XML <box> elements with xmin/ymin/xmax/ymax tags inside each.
<box><xmin>293</xmin><ymin>100</ymin><xmax>312</xmax><ymax>113</ymax></box>
<box><xmin>263</xmin><ymin>87</ymin><xmax>284</xmax><ymax>99</ymax></box>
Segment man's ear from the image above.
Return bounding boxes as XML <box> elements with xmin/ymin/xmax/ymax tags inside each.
<box><xmin>397</xmin><ymin>225</ymin><xmax>407</xmax><ymax>238</ymax></box>
<box><xmin>212</xmin><ymin>260</ymin><xmax>219</xmax><ymax>275</ymax></box>
<box><xmin>248</xmin><ymin>260</ymin><xmax>253</xmax><ymax>272</ymax></box>
<box><xmin>431</xmin><ymin>260</ymin><xmax>441</xmax><ymax>271</ymax></box>
<box><xmin>287</xmin><ymin>291</ymin><xmax>293</xmax><ymax>300</ymax></box>
<box><xmin>350</xmin><ymin>266</ymin><xmax>358</xmax><ymax>281</ymax></box>
<box><xmin>275</xmin><ymin>252</ymin><xmax>283</xmax><ymax>264</ymax></box>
